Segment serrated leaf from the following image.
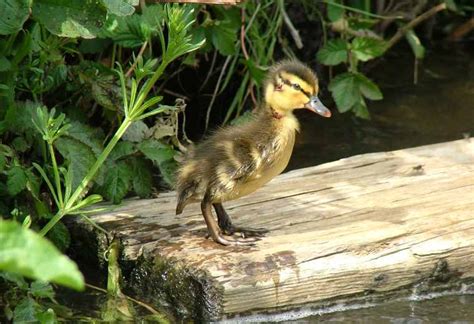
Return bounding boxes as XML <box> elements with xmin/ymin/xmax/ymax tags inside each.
<box><xmin>209</xmin><ymin>20</ymin><xmax>238</xmax><ymax>56</ymax></box>
<box><xmin>66</xmin><ymin>121</ymin><xmax>104</xmax><ymax>156</ymax></box>
<box><xmin>5</xmin><ymin>101</ymin><xmax>40</xmax><ymax>134</ymax></box>
<box><xmin>353</xmin><ymin>98</ymin><xmax>370</xmax><ymax>119</ymax></box>
<box><xmin>32</xmin><ymin>0</ymin><xmax>107</xmax><ymax>38</ymax></box>
<box><xmin>355</xmin><ymin>73</ymin><xmax>383</xmax><ymax>100</ymax></box>
<box><xmin>138</xmin><ymin>139</ymin><xmax>175</xmax><ymax>165</ymax></box>
<box><xmin>0</xmin><ymin>0</ymin><xmax>30</xmax><ymax>35</ymax></box>
<box><xmin>328</xmin><ymin>72</ymin><xmax>361</xmax><ymax>112</ymax></box>
<box><xmin>131</xmin><ymin>157</ymin><xmax>152</xmax><ymax>198</ymax></box>
<box><xmin>317</xmin><ymin>39</ymin><xmax>348</xmax><ymax>66</ymax></box>
<box><xmin>30</xmin><ymin>281</ymin><xmax>55</xmax><ymax>299</ymax></box>
<box><xmin>13</xmin><ymin>297</ymin><xmax>41</xmax><ymax>323</ymax></box>
<box><xmin>158</xmin><ymin>159</ymin><xmax>177</xmax><ymax>187</ymax></box>
<box><xmin>109</xmin><ymin>141</ymin><xmax>136</xmax><ymax>161</ymax></box>
<box><xmin>351</xmin><ymin>37</ymin><xmax>386</xmax><ymax>62</ymax></box>
<box><xmin>0</xmin><ymin>220</ymin><xmax>84</xmax><ymax>290</ymax></box>
<box><xmin>101</xmin><ymin>161</ymin><xmax>133</xmax><ymax>203</ymax></box>
<box><xmin>36</xmin><ymin>308</ymin><xmax>57</xmax><ymax>324</ymax></box>
<box><xmin>55</xmin><ymin>137</ymin><xmax>97</xmax><ymax>190</ymax></box>
<box><xmin>7</xmin><ymin>166</ymin><xmax>28</xmax><ymax>196</ymax></box>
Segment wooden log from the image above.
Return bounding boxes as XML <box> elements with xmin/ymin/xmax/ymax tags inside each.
<box><xmin>73</xmin><ymin>138</ymin><xmax>474</xmax><ymax>321</ymax></box>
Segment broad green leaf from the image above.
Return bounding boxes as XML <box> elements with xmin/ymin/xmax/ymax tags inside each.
<box><xmin>353</xmin><ymin>98</ymin><xmax>370</xmax><ymax>119</ymax></box>
<box><xmin>101</xmin><ymin>0</ymin><xmax>136</xmax><ymax>16</ymax></box>
<box><xmin>0</xmin><ymin>220</ymin><xmax>84</xmax><ymax>290</ymax></box>
<box><xmin>13</xmin><ymin>297</ymin><xmax>41</xmax><ymax>323</ymax></box>
<box><xmin>326</xmin><ymin>0</ymin><xmax>344</xmax><ymax>22</ymax></box>
<box><xmin>0</xmin><ymin>55</ymin><xmax>12</xmax><ymax>72</ymax></box>
<box><xmin>55</xmin><ymin>137</ymin><xmax>97</xmax><ymax>190</ymax></box>
<box><xmin>5</xmin><ymin>101</ymin><xmax>40</xmax><ymax>134</ymax></box>
<box><xmin>123</xmin><ymin>120</ymin><xmax>149</xmax><ymax>143</ymax></box>
<box><xmin>109</xmin><ymin>141</ymin><xmax>136</xmax><ymax>161</ymax></box>
<box><xmin>36</xmin><ymin>308</ymin><xmax>58</xmax><ymax>324</ymax></box>
<box><xmin>351</xmin><ymin>37</ymin><xmax>386</xmax><ymax>62</ymax></box>
<box><xmin>66</xmin><ymin>121</ymin><xmax>104</xmax><ymax>156</ymax></box>
<box><xmin>0</xmin><ymin>0</ymin><xmax>30</xmax><ymax>35</ymax></box>
<box><xmin>328</xmin><ymin>72</ymin><xmax>361</xmax><ymax>112</ymax></box>
<box><xmin>7</xmin><ymin>165</ymin><xmax>28</xmax><ymax>196</ymax></box>
<box><xmin>32</xmin><ymin>0</ymin><xmax>108</xmax><ymax>38</ymax></box>
<box><xmin>159</xmin><ymin>159</ymin><xmax>177</xmax><ymax>187</ymax></box>
<box><xmin>209</xmin><ymin>20</ymin><xmax>238</xmax><ymax>56</ymax></box>
<box><xmin>11</xmin><ymin>136</ymin><xmax>29</xmax><ymax>153</ymax></box>
<box><xmin>245</xmin><ymin>60</ymin><xmax>266</xmax><ymax>86</ymax></box>
<box><xmin>317</xmin><ymin>39</ymin><xmax>348</xmax><ymax>66</ymax></box>
<box><xmin>131</xmin><ymin>157</ymin><xmax>152</xmax><ymax>198</ymax></box>
<box><xmin>30</xmin><ymin>281</ymin><xmax>55</xmax><ymax>299</ymax></box>
<box><xmin>355</xmin><ymin>72</ymin><xmax>383</xmax><ymax>100</ymax></box>
<box><xmin>101</xmin><ymin>161</ymin><xmax>133</xmax><ymax>203</ymax></box>
<box><xmin>0</xmin><ymin>153</ymin><xmax>6</xmax><ymax>172</ymax></box>
<box><xmin>405</xmin><ymin>29</ymin><xmax>425</xmax><ymax>59</ymax></box>
<box><xmin>138</xmin><ymin>139</ymin><xmax>175</xmax><ymax>165</ymax></box>
<box><xmin>0</xmin><ymin>271</ymin><xmax>28</xmax><ymax>289</ymax></box>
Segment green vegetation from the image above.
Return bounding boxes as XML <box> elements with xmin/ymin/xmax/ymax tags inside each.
<box><xmin>0</xmin><ymin>0</ymin><xmax>471</xmax><ymax>321</ymax></box>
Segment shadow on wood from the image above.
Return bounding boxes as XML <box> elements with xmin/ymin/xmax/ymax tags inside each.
<box><xmin>72</xmin><ymin>138</ymin><xmax>474</xmax><ymax>321</ymax></box>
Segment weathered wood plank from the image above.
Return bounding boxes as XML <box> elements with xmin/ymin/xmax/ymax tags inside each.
<box><xmin>77</xmin><ymin>138</ymin><xmax>474</xmax><ymax>320</ymax></box>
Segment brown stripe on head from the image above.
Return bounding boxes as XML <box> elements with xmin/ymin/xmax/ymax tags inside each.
<box><xmin>264</xmin><ymin>59</ymin><xmax>318</xmax><ymax>94</ymax></box>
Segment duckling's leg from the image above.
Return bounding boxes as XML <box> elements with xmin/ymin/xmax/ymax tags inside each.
<box><xmin>213</xmin><ymin>203</ymin><xmax>268</xmax><ymax>238</ymax></box>
<box><xmin>201</xmin><ymin>196</ymin><xmax>258</xmax><ymax>246</ymax></box>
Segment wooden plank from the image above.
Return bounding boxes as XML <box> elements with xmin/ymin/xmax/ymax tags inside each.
<box><xmin>76</xmin><ymin>139</ymin><xmax>474</xmax><ymax>320</ymax></box>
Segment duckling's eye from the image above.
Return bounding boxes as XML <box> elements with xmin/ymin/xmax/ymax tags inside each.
<box><xmin>292</xmin><ymin>83</ymin><xmax>301</xmax><ymax>91</ymax></box>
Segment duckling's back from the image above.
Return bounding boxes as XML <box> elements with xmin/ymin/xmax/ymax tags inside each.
<box><xmin>175</xmin><ymin>110</ymin><xmax>298</xmax><ymax>214</ymax></box>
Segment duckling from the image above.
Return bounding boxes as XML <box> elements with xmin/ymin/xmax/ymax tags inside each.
<box><xmin>176</xmin><ymin>60</ymin><xmax>331</xmax><ymax>246</ymax></box>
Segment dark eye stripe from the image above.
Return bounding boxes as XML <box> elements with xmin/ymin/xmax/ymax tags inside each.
<box><xmin>278</xmin><ymin>74</ymin><xmax>312</xmax><ymax>98</ymax></box>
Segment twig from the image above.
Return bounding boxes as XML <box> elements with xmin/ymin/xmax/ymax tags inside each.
<box><xmin>386</xmin><ymin>3</ymin><xmax>447</xmax><ymax>51</ymax></box>
<box><xmin>199</xmin><ymin>50</ymin><xmax>218</xmax><ymax>91</ymax></box>
<box><xmin>279</xmin><ymin>2</ymin><xmax>303</xmax><ymax>49</ymax></box>
<box><xmin>85</xmin><ymin>283</ymin><xmax>161</xmax><ymax>315</ymax></box>
<box><xmin>125</xmin><ymin>41</ymin><xmax>148</xmax><ymax>78</ymax></box>
<box><xmin>162</xmin><ymin>88</ymin><xmax>190</xmax><ymax>101</ymax></box>
<box><xmin>204</xmin><ymin>56</ymin><xmax>232</xmax><ymax>131</ymax></box>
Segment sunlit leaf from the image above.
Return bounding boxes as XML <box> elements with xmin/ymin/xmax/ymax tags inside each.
<box><xmin>355</xmin><ymin>73</ymin><xmax>383</xmax><ymax>100</ymax></box>
<box><xmin>328</xmin><ymin>72</ymin><xmax>360</xmax><ymax>112</ymax></box>
<box><xmin>317</xmin><ymin>39</ymin><xmax>348</xmax><ymax>66</ymax></box>
<box><xmin>138</xmin><ymin>139</ymin><xmax>175</xmax><ymax>164</ymax></box>
<box><xmin>351</xmin><ymin>37</ymin><xmax>386</xmax><ymax>62</ymax></box>
<box><xmin>405</xmin><ymin>29</ymin><xmax>425</xmax><ymax>59</ymax></box>
<box><xmin>0</xmin><ymin>220</ymin><xmax>84</xmax><ymax>290</ymax></box>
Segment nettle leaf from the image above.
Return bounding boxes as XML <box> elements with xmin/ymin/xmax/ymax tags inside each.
<box><xmin>159</xmin><ymin>159</ymin><xmax>177</xmax><ymax>187</ymax></box>
<box><xmin>138</xmin><ymin>139</ymin><xmax>175</xmax><ymax>165</ymax></box>
<box><xmin>328</xmin><ymin>72</ymin><xmax>361</xmax><ymax>112</ymax></box>
<box><xmin>55</xmin><ymin>137</ymin><xmax>97</xmax><ymax>190</ymax></box>
<box><xmin>0</xmin><ymin>220</ymin><xmax>84</xmax><ymax>290</ymax></box>
<box><xmin>101</xmin><ymin>0</ymin><xmax>136</xmax><ymax>17</ymax></box>
<box><xmin>0</xmin><ymin>0</ymin><xmax>30</xmax><ymax>35</ymax></box>
<box><xmin>32</xmin><ymin>0</ymin><xmax>107</xmax><ymax>38</ymax></box>
<box><xmin>101</xmin><ymin>160</ymin><xmax>133</xmax><ymax>203</ymax></box>
<box><xmin>123</xmin><ymin>120</ymin><xmax>149</xmax><ymax>143</ymax></box>
<box><xmin>13</xmin><ymin>297</ymin><xmax>41</xmax><ymax>323</ymax></box>
<box><xmin>131</xmin><ymin>157</ymin><xmax>152</xmax><ymax>198</ymax></box>
<box><xmin>317</xmin><ymin>39</ymin><xmax>348</xmax><ymax>66</ymax></box>
<box><xmin>355</xmin><ymin>73</ymin><xmax>383</xmax><ymax>100</ymax></box>
<box><xmin>30</xmin><ymin>281</ymin><xmax>55</xmax><ymax>300</ymax></box>
<box><xmin>46</xmin><ymin>221</ymin><xmax>71</xmax><ymax>252</ymax></box>
<box><xmin>7</xmin><ymin>166</ymin><xmax>28</xmax><ymax>196</ymax></box>
<box><xmin>208</xmin><ymin>17</ymin><xmax>239</xmax><ymax>56</ymax></box>
<box><xmin>5</xmin><ymin>101</ymin><xmax>40</xmax><ymax>134</ymax></box>
<box><xmin>351</xmin><ymin>37</ymin><xmax>386</xmax><ymax>62</ymax></box>
<box><xmin>109</xmin><ymin>141</ymin><xmax>136</xmax><ymax>161</ymax></box>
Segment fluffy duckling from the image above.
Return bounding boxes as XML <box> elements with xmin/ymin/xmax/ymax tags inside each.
<box><xmin>176</xmin><ymin>60</ymin><xmax>331</xmax><ymax>246</ymax></box>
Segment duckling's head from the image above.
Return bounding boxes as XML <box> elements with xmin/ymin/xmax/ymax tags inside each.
<box><xmin>263</xmin><ymin>60</ymin><xmax>331</xmax><ymax>118</ymax></box>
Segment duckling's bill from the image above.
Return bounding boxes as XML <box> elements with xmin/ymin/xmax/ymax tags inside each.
<box><xmin>305</xmin><ymin>96</ymin><xmax>331</xmax><ymax>118</ymax></box>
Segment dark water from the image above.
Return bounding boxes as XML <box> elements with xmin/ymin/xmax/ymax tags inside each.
<box><xmin>51</xmin><ymin>43</ymin><xmax>474</xmax><ymax>322</ymax></box>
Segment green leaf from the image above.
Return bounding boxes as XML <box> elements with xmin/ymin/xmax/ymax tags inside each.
<box><xmin>30</xmin><ymin>281</ymin><xmax>55</xmax><ymax>300</ymax></box>
<box><xmin>12</xmin><ymin>136</ymin><xmax>29</xmax><ymax>153</ymax></box>
<box><xmin>101</xmin><ymin>161</ymin><xmax>133</xmax><ymax>203</ymax></box>
<box><xmin>353</xmin><ymin>98</ymin><xmax>370</xmax><ymax>119</ymax></box>
<box><xmin>7</xmin><ymin>165</ymin><xmax>28</xmax><ymax>196</ymax></box>
<box><xmin>131</xmin><ymin>157</ymin><xmax>152</xmax><ymax>198</ymax></box>
<box><xmin>32</xmin><ymin>0</ymin><xmax>108</xmax><ymax>38</ymax></box>
<box><xmin>0</xmin><ymin>220</ymin><xmax>84</xmax><ymax>290</ymax></box>
<box><xmin>101</xmin><ymin>0</ymin><xmax>136</xmax><ymax>16</ymax></box>
<box><xmin>138</xmin><ymin>139</ymin><xmax>175</xmax><ymax>165</ymax></box>
<box><xmin>109</xmin><ymin>141</ymin><xmax>136</xmax><ymax>161</ymax></box>
<box><xmin>0</xmin><ymin>0</ymin><xmax>30</xmax><ymax>35</ymax></box>
<box><xmin>317</xmin><ymin>39</ymin><xmax>348</xmax><ymax>66</ymax></box>
<box><xmin>209</xmin><ymin>20</ymin><xmax>238</xmax><ymax>56</ymax></box>
<box><xmin>122</xmin><ymin>120</ymin><xmax>149</xmax><ymax>143</ymax></box>
<box><xmin>326</xmin><ymin>0</ymin><xmax>344</xmax><ymax>22</ymax></box>
<box><xmin>0</xmin><ymin>153</ymin><xmax>6</xmax><ymax>172</ymax></box>
<box><xmin>0</xmin><ymin>55</ymin><xmax>12</xmax><ymax>72</ymax></box>
<box><xmin>36</xmin><ymin>308</ymin><xmax>58</xmax><ymax>324</ymax></box>
<box><xmin>0</xmin><ymin>271</ymin><xmax>28</xmax><ymax>289</ymax></box>
<box><xmin>351</xmin><ymin>37</ymin><xmax>386</xmax><ymax>62</ymax></box>
<box><xmin>55</xmin><ymin>137</ymin><xmax>97</xmax><ymax>190</ymax></box>
<box><xmin>355</xmin><ymin>72</ymin><xmax>383</xmax><ymax>100</ymax></box>
<box><xmin>328</xmin><ymin>72</ymin><xmax>361</xmax><ymax>112</ymax></box>
<box><xmin>14</xmin><ymin>297</ymin><xmax>41</xmax><ymax>323</ymax></box>
<box><xmin>66</xmin><ymin>121</ymin><xmax>104</xmax><ymax>156</ymax></box>
<box><xmin>158</xmin><ymin>159</ymin><xmax>177</xmax><ymax>187</ymax></box>
<box><xmin>405</xmin><ymin>29</ymin><xmax>425</xmax><ymax>59</ymax></box>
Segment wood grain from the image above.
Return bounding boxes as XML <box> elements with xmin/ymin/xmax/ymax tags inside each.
<box><xmin>79</xmin><ymin>138</ymin><xmax>474</xmax><ymax>320</ymax></box>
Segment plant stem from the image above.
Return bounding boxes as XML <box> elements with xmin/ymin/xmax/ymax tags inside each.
<box><xmin>48</xmin><ymin>143</ymin><xmax>63</xmax><ymax>208</ymax></box>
